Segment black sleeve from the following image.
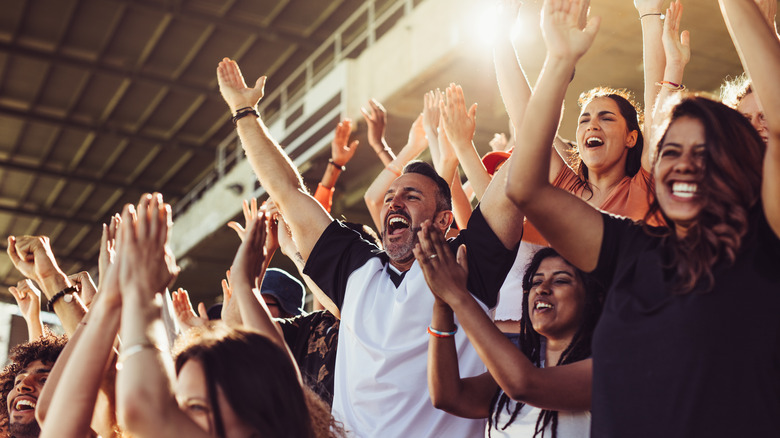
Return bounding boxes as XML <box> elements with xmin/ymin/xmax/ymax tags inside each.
<box><xmin>303</xmin><ymin>221</ymin><xmax>383</xmax><ymax>309</ymax></box>
<box><xmin>450</xmin><ymin>205</ymin><xmax>518</xmax><ymax>308</ymax></box>
<box><xmin>590</xmin><ymin>212</ymin><xmax>647</xmax><ymax>293</ymax></box>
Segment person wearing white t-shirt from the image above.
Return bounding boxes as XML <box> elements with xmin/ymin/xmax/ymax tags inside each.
<box><xmin>216</xmin><ymin>59</ymin><xmax>524</xmax><ymax>437</ymax></box>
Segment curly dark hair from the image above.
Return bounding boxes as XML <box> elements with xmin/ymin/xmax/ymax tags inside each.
<box><xmin>0</xmin><ymin>333</ymin><xmax>67</xmax><ymax>425</ymax></box>
<box><xmin>571</xmin><ymin>88</ymin><xmax>645</xmax><ymax>199</ymax></box>
<box><xmin>642</xmin><ymin>96</ymin><xmax>765</xmax><ymax>293</ymax></box>
<box><xmin>487</xmin><ymin>248</ymin><xmax>603</xmax><ymax>438</ymax></box>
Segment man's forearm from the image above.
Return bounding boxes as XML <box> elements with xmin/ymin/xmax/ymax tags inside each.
<box><xmin>236</xmin><ymin>115</ymin><xmax>306</xmax><ymax>200</ymax></box>
<box><xmin>39</xmin><ymin>271</ymin><xmax>86</xmax><ymax>336</ymax></box>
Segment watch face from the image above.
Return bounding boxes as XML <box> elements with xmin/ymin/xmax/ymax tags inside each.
<box><xmin>63</xmin><ymin>293</ymin><xmax>73</xmax><ymax>304</ymax></box>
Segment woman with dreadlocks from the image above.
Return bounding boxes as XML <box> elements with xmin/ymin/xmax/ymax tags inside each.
<box><xmin>416</xmin><ymin>231</ymin><xmax>602</xmax><ymax>437</ymax></box>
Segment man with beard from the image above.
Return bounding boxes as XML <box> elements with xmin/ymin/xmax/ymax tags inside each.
<box><xmin>0</xmin><ymin>335</ymin><xmax>66</xmax><ymax>438</ymax></box>
<box><xmin>217</xmin><ymin>58</ymin><xmax>523</xmax><ymax>437</ymax></box>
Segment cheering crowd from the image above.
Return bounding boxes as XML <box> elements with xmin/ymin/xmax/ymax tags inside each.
<box><xmin>1</xmin><ymin>0</ymin><xmax>779</xmax><ymax>437</ymax></box>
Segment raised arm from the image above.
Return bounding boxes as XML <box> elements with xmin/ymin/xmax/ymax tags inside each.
<box><xmin>361</xmin><ymin>99</ymin><xmax>395</xmax><ymax>166</ymax></box>
<box><xmin>441</xmin><ymin>83</ymin><xmax>524</xmax><ymax>249</ymax></box>
<box><xmin>414</xmin><ymin>223</ymin><xmax>591</xmax><ymax>411</ymax></box>
<box><xmin>652</xmin><ymin>1</ymin><xmax>690</xmax><ymax>129</ymax></box>
<box><xmin>217</xmin><ymin>58</ymin><xmax>331</xmax><ymax>261</ymax></box>
<box><xmin>719</xmin><ymin>0</ymin><xmax>780</xmax><ymax>237</ymax></box>
<box><xmin>6</xmin><ymin>235</ymin><xmax>86</xmax><ymax>335</ymax></box>
<box><xmin>635</xmin><ymin>0</ymin><xmax>667</xmax><ymax>172</ymax></box>
<box><xmin>9</xmin><ymin>280</ymin><xmax>44</xmax><ymax>341</ymax></box>
<box><xmin>115</xmin><ymin>195</ymin><xmax>205</xmax><ymax>438</ymax></box>
<box><xmin>315</xmin><ymin>119</ymin><xmax>360</xmax><ymax>212</ymax></box>
<box><xmin>38</xmin><ymin>245</ymin><xmax>122</xmax><ymax>438</ymax></box>
<box><xmin>363</xmin><ymin>113</ymin><xmax>428</xmax><ymax>230</ymax></box>
<box><xmin>505</xmin><ymin>0</ymin><xmax>604</xmax><ymax>272</ymax></box>
<box><xmin>440</xmin><ymin>84</ymin><xmax>492</xmax><ymax>199</ymax></box>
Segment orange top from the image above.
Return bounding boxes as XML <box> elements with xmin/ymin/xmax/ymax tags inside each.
<box><xmin>314</xmin><ymin>183</ymin><xmax>334</xmax><ymax>213</ymax></box>
<box><xmin>522</xmin><ymin>166</ymin><xmax>659</xmax><ymax>246</ymax></box>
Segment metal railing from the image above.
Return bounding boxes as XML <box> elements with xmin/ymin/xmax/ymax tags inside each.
<box><xmin>173</xmin><ymin>0</ymin><xmax>420</xmax><ymax>217</ymax></box>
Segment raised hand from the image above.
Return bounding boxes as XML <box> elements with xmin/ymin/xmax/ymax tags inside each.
<box><xmin>662</xmin><ymin>1</ymin><xmax>690</xmax><ymax>68</ymax></box>
<box><xmin>6</xmin><ymin>235</ymin><xmax>64</xmax><ymax>288</ymax></box>
<box><xmin>440</xmin><ymin>84</ymin><xmax>477</xmax><ymax>150</ymax></box>
<box><xmin>541</xmin><ymin>0</ymin><xmax>601</xmax><ymax>61</ymax></box>
<box><xmin>216</xmin><ymin>57</ymin><xmax>267</xmax><ymax>113</ymax></box>
<box><xmin>422</xmin><ymin>90</ymin><xmax>442</xmax><ymax>136</ymax></box>
<box><xmin>98</xmin><ymin>214</ymin><xmax>120</xmax><ymax>291</ymax></box>
<box><xmin>230</xmin><ymin>213</ymin><xmax>268</xmax><ymax>291</ymax></box>
<box><xmin>171</xmin><ymin>288</ymin><xmax>208</xmax><ymax>332</ymax></box>
<box><xmin>407</xmin><ymin>113</ymin><xmax>428</xmax><ymax>156</ymax></box>
<box><xmin>68</xmin><ymin>271</ymin><xmax>97</xmax><ymax>309</ymax></box>
<box><xmin>360</xmin><ymin>99</ymin><xmax>388</xmax><ymax>151</ymax></box>
<box><xmin>9</xmin><ymin>279</ymin><xmax>42</xmax><ymax>334</ymax></box>
<box><xmin>227</xmin><ymin>198</ymin><xmax>259</xmax><ymax>242</ymax></box>
<box><xmin>220</xmin><ymin>270</ymin><xmax>241</xmax><ymax>326</ymax></box>
<box><xmin>116</xmin><ymin>193</ymin><xmax>179</xmax><ymax>299</ymax></box>
<box><xmin>489</xmin><ymin>133</ymin><xmax>510</xmax><ymax>152</ymax></box>
<box><xmin>331</xmin><ymin>119</ymin><xmax>360</xmax><ymax>166</ymax></box>
<box><xmin>413</xmin><ymin>221</ymin><xmax>470</xmax><ymax>305</ymax></box>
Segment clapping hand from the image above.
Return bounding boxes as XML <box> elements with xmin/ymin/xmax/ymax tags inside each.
<box><xmin>172</xmin><ymin>288</ymin><xmax>208</xmax><ymax>332</ymax></box>
<box><xmin>116</xmin><ymin>193</ymin><xmax>179</xmax><ymax>299</ymax></box>
<box><xmin>413</xmin><ymin>221</ymin><xmax>470</xmax><ymax>305</ymax></box>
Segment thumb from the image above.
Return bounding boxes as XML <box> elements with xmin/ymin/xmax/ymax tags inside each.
<box><xmin>468</xmin><ymin>103</ymin><xmax>478</xmax><ymax>121</ymax></box>
<box><xmin>197</xmin><ymin>302</ymin><xmax>208</xmax><ymax>319</ymax></box>
<box><xmin>680</xmin><ymin>30</ymin><xmax>690</xmax><ymax>48</ymax></box>
<box><xmin>583</xmin><ymin>15</ymin><xmax>601</xmax><ymax>40</ymax></box>
<box><xmin>456</xmin><ymin>244</ymin><xmax>468</xmax><ymax>275</ymax></box>
<box><xmin>254</xmin><ymin>76</ymin><xmax>267</xmax><ymax>93</ymax></box>
<box><xmin>349</xmin><ymin>139</ymin><xmax>359</xmax><ymax>150</ymax></box>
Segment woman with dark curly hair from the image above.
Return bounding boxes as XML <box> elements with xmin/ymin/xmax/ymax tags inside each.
<box><xmin>504</xmin><ymin>0</ymin><xmax>780</xmax><ymax>436</ymax></box>
<box><xmin>421</xmin><ymin>246</ymin><xmax>602</xmax><ymax>438</ymax></box>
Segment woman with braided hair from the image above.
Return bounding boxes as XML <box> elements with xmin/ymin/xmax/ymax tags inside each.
<box><xmin>418</xmin><ymin>239</ymin><xmax>602</xmax><ymax>437</ymax></box>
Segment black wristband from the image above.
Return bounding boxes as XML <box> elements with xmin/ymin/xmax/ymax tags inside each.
<box><xmin>328</xmin><ymin>158</ymin><xmax>346</xmax><ymax>172</ymax></box>
<box><xmin>232</xmin><ymin>108</ymin><xmax>259</xmax><ymax>125</ymax></box>
<box><xmin>47</xmin><ymin>286</ymin><xmax>78</xmax><ymax>312</ymax></box>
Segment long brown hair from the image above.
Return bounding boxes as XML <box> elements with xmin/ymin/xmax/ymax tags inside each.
<box><xmin>643</xmin><ymin>96</ymin><xmax>765</xmax><ymax>293</ymax></box>
<box><xmin>175</xmin><ymin>325</ymin><xmax>345</xmax><ymax>438</ymax></box>
<box><xmin>572</xmin><ymin>88</ymin><xmax>645</xmax><ymax>197</ymax></box>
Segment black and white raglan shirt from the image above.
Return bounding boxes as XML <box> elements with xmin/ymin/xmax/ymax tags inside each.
<box><xmin>304</xmin><ymin>206</ymin><xmax>516</xmax><ymax>438</ymax></box>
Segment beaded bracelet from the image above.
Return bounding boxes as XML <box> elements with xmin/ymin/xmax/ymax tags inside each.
<box><xmin>232</xmin><ymin>107</ymin><xmax>259</xmax><ymax>125</ymax></box>
<box><xmin>328</xmin><ymin>158</ymin><xmax>346</xmax><ymax>172</ymax></box>
<box><xmin>656</xmin><ymin>80</ymin><xmax>686</xmax><ymax>91</ymax></box>
<box><xmin>46</xmin><ymin>286</ymin><xmax>78</xmax><ymax>312</ymax></box>
<box><xmin>427</xmin><ymin>325</ymin><xmax>458</xmax><ymax>338</ymax></box>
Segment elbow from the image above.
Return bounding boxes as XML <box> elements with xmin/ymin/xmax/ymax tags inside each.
<box><xmin>429</xmin><ymin>390</ymin><xmax>458</xmax><ymax>413</ymax></box>
<box><xmin>505</xmin><ymin>178</ymin><xmax>533</xmax><ymax>211</ymax></box>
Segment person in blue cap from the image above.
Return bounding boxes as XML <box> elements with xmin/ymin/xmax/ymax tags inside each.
<box><xmin>259</xmin><ymin>268</ymin><xmax>306</xmax><ymax>319</ymax></box>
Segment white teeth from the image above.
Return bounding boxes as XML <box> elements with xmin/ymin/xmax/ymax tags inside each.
<box><xmin>672</xmin><ymin>182</ymin><xmax>698</xmax><ymax>198</ymax></box>
<box><xmin>535</xmin><ymin>302</ymin><xmax>553</xmax><ymax>310</ymax></box>
<box><xmin>389</xmin><ymin>217</ymin><xmax>409</xmax><ymax>226</ymax></box>
<box><xmin>15</xmin><ymin>399</ymin><xmax>35</xmax><ymax>410</ymax></box>
<box><xmin>586</xmin><ymin>137</ymin><xmax>604</xmax><ymax>146</ymax></box>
